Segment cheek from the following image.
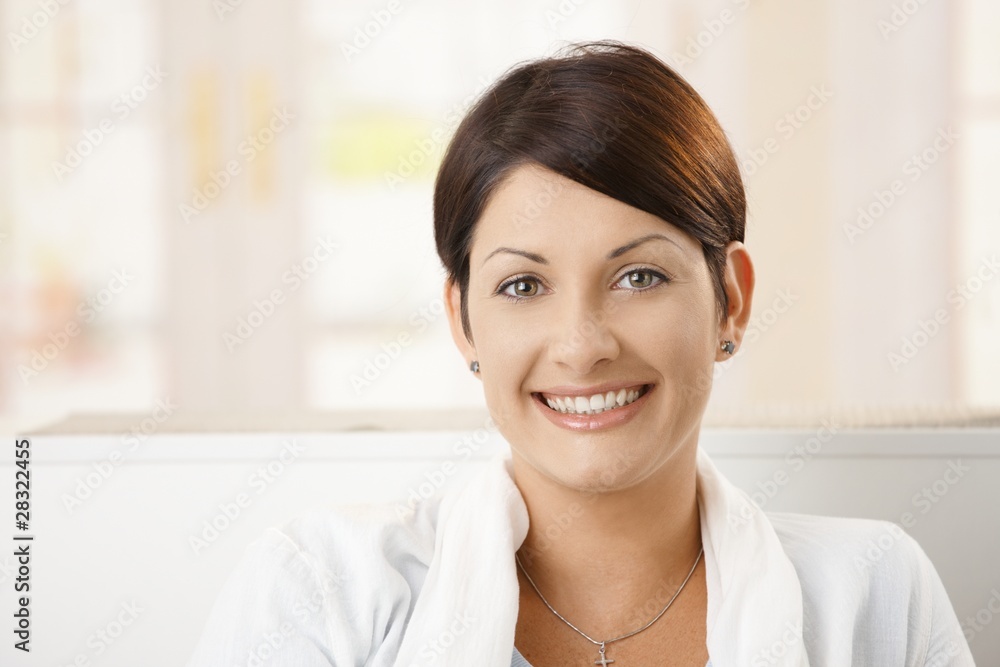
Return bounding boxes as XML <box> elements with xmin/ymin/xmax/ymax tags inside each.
<box><xmin>469</xmin><ymin>293</ymin><xmax>516</xmax><ymax>363</ymax></box>
<box><xmin>467</xmin><ymin>293</ymin><xmax>535</xmax><ymax>411</ymax></box>
<box><xmin>636</xmin><ymin>292</ymin><xmax>717</xmax><ymax>398</ymax></box>
<box><xmin>683</xmin><ymin>316</ymin><xmax>719</xmax><ymax>403</ymax></box>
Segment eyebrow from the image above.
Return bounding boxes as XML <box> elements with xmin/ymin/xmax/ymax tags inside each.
<box><xmin>482</xmin><ymin>233</ymin><xmax>683</xmax><ymax>267</ymax></box>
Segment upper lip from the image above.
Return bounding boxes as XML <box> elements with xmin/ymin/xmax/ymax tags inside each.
<box><xmin>534</xmin><ymin>381</ymin><xmax>652</xmax><ymax>397</ymax></box>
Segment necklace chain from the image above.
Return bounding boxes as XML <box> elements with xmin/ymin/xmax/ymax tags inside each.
<box><xmin>514</xmin><ymin>546</ymin><xmax>703</xmax><ymax>650</ymax></box>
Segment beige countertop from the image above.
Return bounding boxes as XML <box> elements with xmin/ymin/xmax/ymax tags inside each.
<box><xmin>6</xmin><ymin>403</ymin><xmax>1000</xmax><ymax>436</ymax></box>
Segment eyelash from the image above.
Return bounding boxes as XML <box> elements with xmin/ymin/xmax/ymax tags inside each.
<box><xmin>495</xmin><ymin>267</ymin><xmax>671</xmax><ymax>303</ymax></box>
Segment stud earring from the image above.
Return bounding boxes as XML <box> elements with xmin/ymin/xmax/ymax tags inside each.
<box><xmin>721</xmin><ymin>340</ymin><xmax>735</xmax><ymax>355</ymax></box>
<box><xmin>470</xmin><ymin>360</ymin><xmax>480</xmax><ymax>373</ymax></box>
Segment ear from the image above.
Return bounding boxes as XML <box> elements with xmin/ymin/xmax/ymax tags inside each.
<box><xmin>716</xmin><ymin>241</ymin><xmax>755</xmax><ymax>361</ymax></box>
<box><xmin>443</xmin><ymin>278</ymin><xmax>477</xmax><ymax>372</ymax></box>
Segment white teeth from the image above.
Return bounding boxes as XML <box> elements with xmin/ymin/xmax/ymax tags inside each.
<box><xmin>542</xmin><ymin>386</ymin><xmax>647</xmax><ymax>415</ymax></box>
<box><xmin>615</xmin><ymin>389</ymin><xmax>627</xmax><ymax>406</ymax></box>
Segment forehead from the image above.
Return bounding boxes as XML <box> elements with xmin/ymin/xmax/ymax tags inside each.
<box><xmin>470</xmin><ymin>163</ymin><xmax>697</xmax><ymax>257</ymax></box>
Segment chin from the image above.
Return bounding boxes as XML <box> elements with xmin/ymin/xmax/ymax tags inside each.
<box><xmin>539</xmin><ymin>442</ymin><xmax>650</xmax><ymax>490</ymax></box>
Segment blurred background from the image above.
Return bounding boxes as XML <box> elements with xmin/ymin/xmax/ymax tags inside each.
<box><xmin>2</xmin><ymin>3</ymin><xmax>999</xmax><ymax>664</ymax></box>
<box><xmin>1</xmin><ymin>0</ymin><xmax>998</xmax><ymax>429</ymax></box>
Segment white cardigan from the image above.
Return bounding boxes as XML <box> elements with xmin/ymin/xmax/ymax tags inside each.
<box><xmin>186</xmin><ymin>447</ymin><xmax>975</xmax><ymax>666</ymax></box>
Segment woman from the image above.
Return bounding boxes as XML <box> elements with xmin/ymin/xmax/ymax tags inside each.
<box><xmin>187</xmin><ymin>41</ymin><xmax>974</xmax><ymax>666</ymax></box>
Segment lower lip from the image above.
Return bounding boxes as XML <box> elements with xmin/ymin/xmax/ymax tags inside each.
<box><xmin>532</xmin><ymin>386</ymin><xmax>653</xmax><ymax>431</ymax></box>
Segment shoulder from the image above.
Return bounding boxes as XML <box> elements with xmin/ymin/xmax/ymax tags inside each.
<box><xmin>187</xmin><ymin>499</ymin><xmax>443</xmax><ymax>667</ymax></box>
<box><xmin>765</xmin><ymin>511</ymin><xmax>974</xmax><ymax>665</ymax></box>
<box><xmin>766</xmin><ymin>512</ymin><xmax>923</xmax><ymax>629</ymax></box>
<box><xmin>766</xmin><ymin>511</ymin><xmax>917</xmax><ymax>580</ymax></box>
<box><xmin>268</xmin><ymin>498</ymin><xmax>445</xmax><ymax>619</ymax></box>
<box><xmin>275</xmin><ymin>499</ymin><xmax>441</xmax><ymax>577</ymax></box>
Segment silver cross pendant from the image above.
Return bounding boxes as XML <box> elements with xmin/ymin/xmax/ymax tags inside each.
<box><xmin>594</xmin><ymin>642</ymin><xmax>615</xmax><ymax>666</ymax></box>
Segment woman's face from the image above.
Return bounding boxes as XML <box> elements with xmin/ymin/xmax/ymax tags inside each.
<box><xmin>445</xmin><ymin>163</ymin><xmax>752</xmax><ymax>493</ymax></box>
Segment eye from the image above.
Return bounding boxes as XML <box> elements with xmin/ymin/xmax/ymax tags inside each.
<box><xmin>498</xmin><ymin>276</ymin><xmax>542</xmax><ymax>301</ymax></box>
<box><xmin>616</xmin><ymin>268</ymin><xmax>667</xmax><ymax>291</ymax></box>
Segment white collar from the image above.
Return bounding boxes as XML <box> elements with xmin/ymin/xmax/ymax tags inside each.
<box><xmin>391</xmin><ymin>447</ymin><xmax>810</xmax><ymax>666</ymax></box>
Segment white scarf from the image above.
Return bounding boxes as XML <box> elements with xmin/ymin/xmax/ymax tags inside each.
<box><xmin>391</xmin><ymin>447</ymin><xmax>811</xmax><ymax>666</ymax></box>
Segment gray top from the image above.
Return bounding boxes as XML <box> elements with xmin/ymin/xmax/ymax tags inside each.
<box><xmin>512</xmin><ymin>645</ymin><xmax>711</xmax><ymax>666</ymax></box>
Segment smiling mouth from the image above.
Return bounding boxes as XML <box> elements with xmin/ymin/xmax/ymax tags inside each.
<box><xmin>533</xmin><ymin>385</ymin><xmax>651</xmax><ymax>415</ymax></box>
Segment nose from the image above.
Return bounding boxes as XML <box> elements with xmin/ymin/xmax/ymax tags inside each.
<box><xmin>548</xmin><ymin>290</ymin><xmax>621</xmax><ymax>374</ymax></box>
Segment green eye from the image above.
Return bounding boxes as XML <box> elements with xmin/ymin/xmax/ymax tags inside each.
<box><xmin>617</xmin><ymin>269</ymin><xmax>666</xmax><ymax>290</ymax></box>
<box><xmin>626</xmin><ymin>271</ymin><xmax>654</xmax><ymax>288</ymax></box>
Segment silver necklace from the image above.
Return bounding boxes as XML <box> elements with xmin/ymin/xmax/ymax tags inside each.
<box><xmin>514</xmin><ymin>546</ymin><xmax>704</xmax><ymax>666</ymax></box>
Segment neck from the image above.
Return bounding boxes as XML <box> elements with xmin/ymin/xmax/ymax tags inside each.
<box><xmin>512</xmin><ymin>444</ymin><xmax>703</xmax><ymax>636</ymax></box>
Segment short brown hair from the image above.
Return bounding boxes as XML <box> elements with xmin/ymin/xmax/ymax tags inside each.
<box><xmin>433</xmin><ymin>40</ymin><xmax>746</xmax><ymax>342</ymax></box>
